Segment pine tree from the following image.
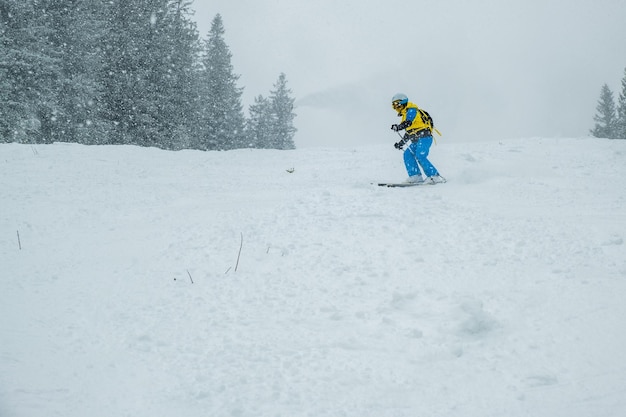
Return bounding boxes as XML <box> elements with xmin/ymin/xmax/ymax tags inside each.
<box><xmin>134</xmin><ymin>0</ymin><xmax>202</xmax><ymax>150</ymax></box>
<box><xmin>160</xmin><ymin>0</ymin><xmax>202</xmax><ymax>150</ymax></box>
<box><xmin>616</xmin><ymin>67</ymin><xmax>626</xmax><ymax>139</ymax></box>
<box><xmin>38</xmin><ymin>0</ymin><xmax>109</xmax><ymax>144</ymax></box>
<box><xmin>99</xmin><ymin>0</ymin><xmax>148</xmax><ymax>145</ymax></box>
<box><xmin>100</xmin><ymin>0</ymin><xmax>202</xmax><ymax>148</ymax></box>
<box><xmin>267</xmin><ymin>73</ymin><xmax>297</xmax><ymax>150</ymax></box>
<box><xmin>198</xmin><ymin>14</ymin><xmax>245</xmax><ymax>150</ymax></box>
<box><xmin>0</xmin><ymin>1</ymin><xmax>30</xmax><ymax>142</ymax></box>
<box><xmin>590</xmin><ymin>84</ymin><xmax>618</xmax><ymax>139</ymax></box>
<box><xmin>0</xmin><ymin>0</ymin><xmax>62</xmax><ymax>143</ymax></box>
<box><xmin>246</xmin><ymin>95</ymin><xmax>274</xmax><ymax>148</ymax></box>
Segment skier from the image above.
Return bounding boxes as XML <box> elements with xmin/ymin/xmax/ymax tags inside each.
<box><xmin>390</xmin><ymin>93</ymin><xmax>445</xmax><ymax>184</ymax></box>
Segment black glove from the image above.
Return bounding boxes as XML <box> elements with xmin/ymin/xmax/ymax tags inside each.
<box><xmin>394</xmin><ymin>140</ymin><xmax>405</xmax><ymax>150</ymax></box>
<box><xmin>392</xmin><ymin>120</ymin><xmax>411</xmax><ymax>132</ymax></box>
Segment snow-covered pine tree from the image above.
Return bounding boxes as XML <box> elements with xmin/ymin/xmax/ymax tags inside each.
<box><xmin>100</xmin><ymin>0</ymin><xmax>156</xmax><ymax>146</ymax></box>
<box><xmin>198</xmin><ymin>14</ymin><xmax>245</xmax><ymax>150</ymax></box>
<box><xmin>267</xmin><ymin>73</ymin><xmax>296</xmax><ymax>150</ymax></box>
<box><xmin>151</xmin><ymin>0</ymin><xmax>202</xmax><ymax>150</ymax></box>
<box><xmin>245</xmin><ymin>95</ymin><xmax>274</xmax><ymax>149</ymax></box>
<box><xmin>0</xmin><ymin>1</ymin><xmax>62</xmax><ymax>143</ymax></box>
<box><xmin>590</xmin><ymin>84</ymin><xmax>618</xmax><ymax>139</ymax></box>
<box><xmin>616</xmin><ymin>67</ymin><xmax>626</xmax><ymax>140</ymax></box>
<box><xmin>99</xmin><ymin>0</ymin><xmax>201</xmax><ymax>149</ymax></box>
<box><xmin>0</xmin><ymin>1</ymin><xmax>30</xmax><ymax>142</ymax></box>
<box><xmin>38</xmin><ymin>0</ymin><xmax>109</xmax><ymax>145</ymax></box>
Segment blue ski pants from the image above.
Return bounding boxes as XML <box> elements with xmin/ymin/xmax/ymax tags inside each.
<box><xmin>403</xmin><ymin>136</ymin><xmax>439</xmax><ymax>177</ymax></box>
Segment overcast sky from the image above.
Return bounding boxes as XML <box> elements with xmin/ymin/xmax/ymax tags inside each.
<box><xmin>190</xmin><ymin>0</ymin><xmax>626</xmax><ymax>147</ymax></box>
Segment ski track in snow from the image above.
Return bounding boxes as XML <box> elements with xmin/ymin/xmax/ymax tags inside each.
<box><xmin>1</xmin><ymin>138</ymin><xmax>626</xmax><ymax>417</ymax></box>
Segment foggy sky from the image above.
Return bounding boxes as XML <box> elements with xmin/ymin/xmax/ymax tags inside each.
<box><xmin>190</xmin><ymin>0</ymin><xmax>626</xmax><ymax>147</ymax></box>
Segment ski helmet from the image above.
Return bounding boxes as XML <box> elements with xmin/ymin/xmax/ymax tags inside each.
<box><xmin>391</xmin><ymin>93</ymin><xmax>408</xmax><ymax>111</ymax></box>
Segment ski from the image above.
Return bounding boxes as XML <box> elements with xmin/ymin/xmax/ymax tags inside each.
<box><xmin>378</xmin><ymin>182</ymin><xmax>420</xmax><ymax>188</ymax></box>
<box><xmin>377</xmin><ymin>182</ymin><xmax>428</xmax><ymax>188</ymax></box>
<box><xmin>376</xmin><ymin>177</ymin><xmax>447</xmax><ymax>188</ymax></box>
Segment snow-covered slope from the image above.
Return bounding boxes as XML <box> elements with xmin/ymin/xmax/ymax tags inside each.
<box><xmin>1</xmin><ymin>138</ymin><xmax>625</xmax><ymax>417</ymax></box>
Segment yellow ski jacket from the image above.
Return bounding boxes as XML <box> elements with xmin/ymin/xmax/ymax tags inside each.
<box><xmin>396</xmin><ymin>101</ymin><xmax>431</xmax><ymax>135</ymax></box>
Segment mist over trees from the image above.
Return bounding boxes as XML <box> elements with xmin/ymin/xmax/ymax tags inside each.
<box><xmin>591</xmin><ymin>68</ymin><xmax>626</xmax><ymax>140</ymax></box>
<box><xmin>0</xmin><ymin>1</ymin><xmax>297</xmax><ymax>150</ymax></box>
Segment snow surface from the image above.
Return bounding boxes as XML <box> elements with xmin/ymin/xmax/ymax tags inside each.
<box><xmin>1</xmin><ymin>138</ymin><xmax>626</xmax><ymax>417</ymax></box>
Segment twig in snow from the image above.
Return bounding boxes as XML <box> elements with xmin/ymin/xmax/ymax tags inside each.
<box><xmin>235</xmin><ymin>232</ymin><xmax>243</xmax><ymax>272</ymax></box>
<box><xmin>186</xmin><ymin>269</ymin><xmax>194</xmax><ymax>284</ymax></box>
<box><xmin>17</xmin><ymin>230</ymin><xmax>21</xmax><ymax>250</ymax></box>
